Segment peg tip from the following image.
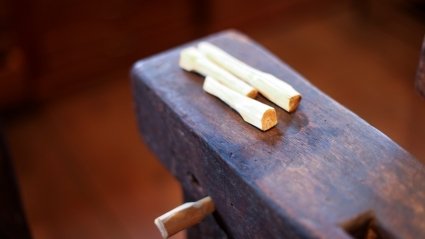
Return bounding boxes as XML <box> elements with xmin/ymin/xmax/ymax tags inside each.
<box><xmin>288</xmin><ymin>94</ymin><xmax>302</xmax><ymax>112</ymax></box>
<box><xmin>261</xmin><ymin>108</ymin><xmax>278</xmax><ymax>131</ymax></box>
<box><xmin>154</xmin><ymin>217</ymin><xmax>169</xmax><ymax>239</ymax></box>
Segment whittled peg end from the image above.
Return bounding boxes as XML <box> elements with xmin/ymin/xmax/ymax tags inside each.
<box><xmin>261</xmin><ymin>108</ymin><xmax>278</xmax><ymax>131</ymax></box>
<box><xmin>154</xmin><ymin>218</ymin><xmax>169</xmax><ymax>239</ymax></box>
<box><xmin>246</xmin><ymin>89</ymin><xmax>258</xmax><ymax>98</ymax></box>
<box><xmin>288</xmin><ymin>94</ymin><xmax>302</xmax><ymax>113</ymax></box>
<box><xmin>203</xmin><ymin>76</ymin><xmax>277</xmax><ymax>131</ymax></box>
<box><xmin>154</xmin><ymin>196</ymin><xmax>215</xmax><ymax>239</ymax></box>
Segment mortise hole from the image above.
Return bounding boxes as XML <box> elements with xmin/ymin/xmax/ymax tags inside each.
<box><xmin>187</xmin><ymin>172</ymin><xmax>202</xmax><ymax>190</ymax></box>
<box><xmin>341</xmin><ymin>211</ymin><xmax>393</xmax><ymax>239</ymax></box>
<box><xmin>212</xmin><ymin>211</ymin><xmax>234</xmax><ymax>238</ymax></box>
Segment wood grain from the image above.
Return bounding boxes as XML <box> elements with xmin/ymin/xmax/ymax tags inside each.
<box><xmin>132</xmin><ymin>30</ymin><xmax>425</xmax><ymax>238</ymax></box>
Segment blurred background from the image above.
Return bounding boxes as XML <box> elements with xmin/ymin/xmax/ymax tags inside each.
<box><xmin>1</xmin><ymin>0</ymin><xmax>425</xmax><ymax>238</ymax></box>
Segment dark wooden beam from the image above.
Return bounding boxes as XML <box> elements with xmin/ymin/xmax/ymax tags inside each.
<box><xmin>132</xmin><ymin>30</ymin><xmax>425</xmax><ymax>238</ymax></box>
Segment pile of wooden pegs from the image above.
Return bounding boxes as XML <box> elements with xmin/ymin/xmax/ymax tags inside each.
<box><xmin>179</xmin><ymin>42</ymin><xmax>302</xmax><ymax>131</ymax></box>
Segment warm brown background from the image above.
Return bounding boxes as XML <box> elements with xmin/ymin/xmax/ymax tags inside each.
<box><xmin>1</xmin><ymin>0</ymin><xmax>425</xmax><ymax>238</ymax></box>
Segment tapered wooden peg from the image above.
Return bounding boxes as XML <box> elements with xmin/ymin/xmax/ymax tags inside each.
<box><xmin>154</xmin><ymin>196</ymin><xmax>215</xmax><ymax>238</ymax></box>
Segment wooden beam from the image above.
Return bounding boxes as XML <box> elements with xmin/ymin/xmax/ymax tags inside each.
<box><xmin>132</xmin><ymin>30</ymin><xmax>425</xmax><ymax>238</ymax></box>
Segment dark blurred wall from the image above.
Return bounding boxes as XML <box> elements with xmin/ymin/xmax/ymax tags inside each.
<box><xmin>0</xmin><ymin>0</ymin><xmax>326</xmax><ymax>108</ymax></box>
<box><xmin>1</xmin><ymin>0</ymin><xmax>424</xmax><ymax>109</ymax></box>
<box><xmin>4</xmin><ymin>0</ymin><xmax>197</xmax><ymax>105</ymax></box>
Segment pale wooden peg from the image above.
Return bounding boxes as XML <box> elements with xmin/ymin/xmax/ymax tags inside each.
<box><xmin>198</xmin><ymin>42</ymin><xmax>302</xmax><ymax>112</ymax></box>
<box><xmin>154</xmin><ymin>196</ymin><xmax>215</xmax><ymax>239</ymax></box>
<box><xmin>203</xmin><ymin>76</ymin><xmax>277</xmax><ymax>131</ymax></box>
<box><xmin>179</xmin><ymin>47</ymin><xmax>258</xmax><ymax>98</ymax></box>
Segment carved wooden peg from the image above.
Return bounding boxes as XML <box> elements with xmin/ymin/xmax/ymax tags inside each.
<box><xmin>198</xmin><ymin>42</ymin><xmax>302</xmax><ymax>112</ymax></box>
<box><xmin>203</xmin><ymin>76</ymin><xmax>278</xmax><ymax>131</ymax></box>
<box><xmin>179</xmin><ymin>47</ymin><xmax>258</xmax><ymax>98</ymax></box>
<box><xmin>154</xmin><ymin>196</ymin><xmax>215</xmax><ymax>239</ymax></box>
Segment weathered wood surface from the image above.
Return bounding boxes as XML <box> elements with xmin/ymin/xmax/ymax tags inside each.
<box><xmin>132</xmin><ymin>30</ymin><xmax>425</xmax><ymax>238</ymax></box>
<box><xmin>417</xmin><ymin>36</ymin><xmax>425</xmax><ymax>97</ymax></box>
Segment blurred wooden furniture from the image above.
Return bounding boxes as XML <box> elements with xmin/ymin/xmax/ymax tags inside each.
<box><xmin>417</xmin><ymin>36</ymin><xmax>425</xmax><ymax>96</ymax></box>
<box><xmin>1</xmin><ymin>0</ymin><xmax>324</xmax><ymax>109</ymax></box>
<box><xmin>0</xmin><ymin>0</ymin><xmax>28</xmax><ymax>109</ymax></box>
<box><xmin>0</xmin><ymin>128</ymin><xmax>31</xmax><ymax>238</ymax></box>
<box><xmin>2</xmin><ymin>0</ymin><xmax>424</xmax><ymax>109</ymax></box>
<box><xmin>132</xmin><ymin>30</ymin><xmax>425</xmax><ymax>238</ymax></box>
